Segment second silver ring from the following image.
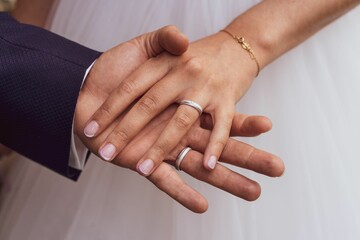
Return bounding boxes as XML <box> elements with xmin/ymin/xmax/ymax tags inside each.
<box><xmin>175</xmin><ymin>147</ymin><xmax>192</xmax><ymax>171</ymax></box>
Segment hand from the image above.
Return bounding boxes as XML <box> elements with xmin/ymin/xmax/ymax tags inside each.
<box><xmin>80</xmin><ymin>105</ymin><xmax>284</xmax><ymax>213</ymax></box>
<box><xmin>83</xmin><ymin>31</ymin><xmax>257</xmax><ymax>176</ymax></box>
<box><xmin>74</xmin><ymin>26</ymin><xmax>284</xmax><ymax>213</ymax></box>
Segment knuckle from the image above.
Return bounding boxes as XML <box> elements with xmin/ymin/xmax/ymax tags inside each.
<box><xmin>174</xmin><ymin>111</ymin><xmax>193</xmax><ymax>129</ymax></box>
<box><xmin>137</xmin><ymin>95</ymin><xmax>159</xmax><ymax>116</ymax></box>
<box><xmin>98</xmin><ymin>103</ymin><xmax>113</xmax><ymax>120</ymax></box>
<box><xmin>214</xmin><ymin>140</ymin><xmax>227</xmax><ymax>151</ymax></box>
<box><xmin>243</xmin><ymin>147</ymin><xmax>256</xmax><ymax>169</ymax></box>
<box><xmin>153</xmin><ymin>140</ymin><xmax>170</xmax><ymax>158</ymax></box>
<box><xmin>118</xmin><ymin>80</ymin><xmax>136</xmax><ymax>95</ymax></box>
<box><xmin>112</xmin><ymin>129</ymin><xmax>129</xmax><ymax>142</ymax></box>
<box><xmin>184</xmin><ymin>57</ymin><xmax>203</xmax><ymax>76</ymax></box>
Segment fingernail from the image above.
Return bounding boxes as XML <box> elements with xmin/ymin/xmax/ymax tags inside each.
<box><xmin>138</xmin><ymin>159</ymin><xmax>154</xmax><ymax>175</ymax></box>
<box><xmin>84</xmin><ymin>121</ymin><xmax>99</xmax><ymax>137</ymax></box>
<box><xmin>99</xmin><ymin>143</ymin><xmax>116</xmax><ymax>161</ymax></box>
<box><xmin>208</xmin><ymin>155</ymin><xmax>217</xmax><ymax>169</ymax></box>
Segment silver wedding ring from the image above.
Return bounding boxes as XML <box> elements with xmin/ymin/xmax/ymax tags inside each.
<box><xmin>179</xmin><ymin>100</ymin><xmax>203</xmax><ymax>115</ymax></box>
<box><xmin>175</xmin><ymin>147</ymin><xmax>192</xmax><ymax>171</ymax></box>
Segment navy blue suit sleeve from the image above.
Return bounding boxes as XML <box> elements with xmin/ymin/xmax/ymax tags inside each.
<box><xmin>0</xmin><ymin>13</ymin><xmax>102</xmax><ymax>180</ymax></box>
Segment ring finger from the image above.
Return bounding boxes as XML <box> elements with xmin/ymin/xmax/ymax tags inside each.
<box><xmin>136</xmin><ymin>98</ymin><xmax>206</xmax><ymax>176</ymax></box>
<box><xmin>97</xmin><ymin>72</ymin><xmax>186</xmax><ymax>161</ymax></box>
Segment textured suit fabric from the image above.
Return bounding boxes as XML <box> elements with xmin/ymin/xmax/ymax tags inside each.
<box><xmin>0</xmin><ymin>13</ymin><xmax>101</xmax><ymax>180</ymax></box>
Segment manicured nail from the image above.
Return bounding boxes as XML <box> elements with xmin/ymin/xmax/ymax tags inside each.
<box><xmin>208</xmin><ymin>155</ymin><xmax>217</xmax><ymax>169</ymax></box>
<box><xmin>84</xmin><ymin>121</ymin><xmax>99</xmax><ymax>137</ymax></box>
<box><xmin>99</xmin><ymin>143</ymin><xmax>116</xmax><ymax>161</ymax></box>
<box><xmin>138</xmin><ymin>159</ymin><xmax>154</xmax><ymax>175</ymax></box>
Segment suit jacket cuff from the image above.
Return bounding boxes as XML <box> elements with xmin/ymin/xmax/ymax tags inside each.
<box><xmin>69</xmin><ymin>61</ymin><xmax>96</xmax><ymax>170</ymax></box>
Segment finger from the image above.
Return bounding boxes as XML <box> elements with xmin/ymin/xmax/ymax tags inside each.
<box><xmin>231</xmin><ymin>113</ymin><xmax>272</xmax><ymax>136</ymax></box>
<box><xmin>147</xmin><ymin>162</ymin><xmax>208</xmax><ymax>213</ymax></box>
<box><xmin>186</xmin><ymin>126</ymin><xmax>285</xmax><ymax>177</ymax></box>
<box><xmin>201</xmin><ymin>112</ymin><xmax>272</xmax><ymax>137</ymax></box>
<box><xmin>202</xmin><ymin>107</ymin><xmax>234</xmax><ymax>171</ymax></box>
<box><xmin>97</xmin><ymin>72</ymin><xmax>185</xmax><ymax>161</ymax></box>
<box><xmin>83</xmin><ymin>58</ymin><xmax>170</xmax><ymax>139</ymax></box>
<box><xmin>83</xmin><ymin>25</ymin><xmax>188</xmax><ymax>139</ymax></box>
<box><xmin>178</xmin><ymin>150</ymin><xmax>261</xmax><ymax>201</ymax></box>
<box><xmin>136</xmin><ymin>104</ymin><xmax>201</xmax><ymax>176</ymax></box>
<box><xmin>221</xmin><ymin>138</ymin><xmax>285</xmax><ymax>177</ymax></box>
<box><xmin>138</xmin><ymin>25</ymin><xmax>189</xmax><ymax>57</ymax></box>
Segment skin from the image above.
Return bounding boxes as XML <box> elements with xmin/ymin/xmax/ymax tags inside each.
<box><xmin>10</xmin><ymin>1</ymin><xmax>285</xmax><ymax>212</ymax></box>
<box><xmin>84</xmin><ymin>0</ymin><xmax>360</xmax><ymax>176</ymax></box>
<box><xmin>75</xmin><ymin>26</ymin><xmax>284</xmax><ymax>213</ymax></box>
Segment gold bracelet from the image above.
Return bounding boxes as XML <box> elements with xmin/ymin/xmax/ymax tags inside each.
<box><xmin>220</xmin><ymin>29</ymin><xmax>260</xmax><ymax>77</ymax></box>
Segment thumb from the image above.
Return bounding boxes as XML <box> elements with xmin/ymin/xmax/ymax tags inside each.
<box><xmin>135</xmin><ymin>25</ymin><xmax>189</xmax><ymax>57</ymax></box>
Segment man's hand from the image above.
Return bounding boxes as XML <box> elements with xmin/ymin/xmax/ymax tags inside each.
<box><xmin>74</xmin><ymin>26</ymin><xmax>284</xmax><ymax>213</ymax></box>
<box><xmin>76</xmin><ymin>25</ymin><xmax>188</xmax><ymax>119</ymax></box>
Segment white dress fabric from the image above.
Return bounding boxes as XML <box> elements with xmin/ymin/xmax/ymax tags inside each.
<box><xmin>1</xmin><ymin>0</ymin><xmax>360</xmax><ymax>239</ymax></box>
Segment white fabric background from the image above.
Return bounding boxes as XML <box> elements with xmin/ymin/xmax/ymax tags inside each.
<box><xmin>0</xmin><ymin>0</ymin><xmax>359</xmax><ymax>239</ymax></box>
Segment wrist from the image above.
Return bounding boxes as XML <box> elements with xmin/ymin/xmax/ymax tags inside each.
<box><xmin>201</xmin><ymin>32</ymin><xmax>256</xmax><ymax>99</ymax></box>
<box><xmin>224</xmin><ymin>18</ymin><xmax>283</xmax><ymax>69</ymax></box>
<box><xmin>212</xmin><ymin>31</ymin><xmax>259</xmax><ymax>79</ymax></box>
<box><xmin>220</xmin><ymin>29</ymin><xmax>261</xmax><ymax>77</ymax></box>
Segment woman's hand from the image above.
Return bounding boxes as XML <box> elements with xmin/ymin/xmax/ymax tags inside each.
<box><xmin>84</xmin><ymin>32</ymin><xmax>258</xmax><ymax>175</ymax></box>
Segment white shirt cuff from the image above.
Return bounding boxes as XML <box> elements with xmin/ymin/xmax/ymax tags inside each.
<box><xmin>68</xmin><ymin>60</ymin><xmax>96</xmax><ymax>170</ymax></box>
